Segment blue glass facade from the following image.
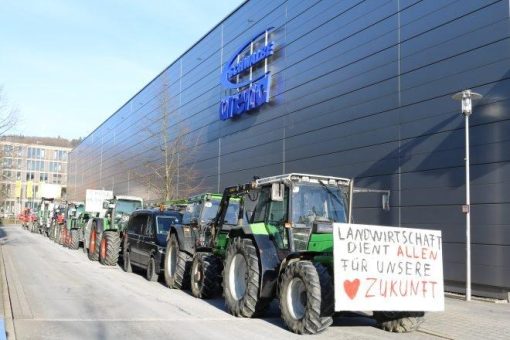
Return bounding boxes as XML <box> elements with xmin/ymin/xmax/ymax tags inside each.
<box><xmin>69</xmin><ymin>0</ymin><xmax>510</xmax><ymax>298</ymax></box>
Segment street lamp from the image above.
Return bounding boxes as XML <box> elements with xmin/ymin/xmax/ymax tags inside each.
<box><xmin>452</xmin><ymin>89</ymin><xmax>483</xmax><ymax>302</ymax></box>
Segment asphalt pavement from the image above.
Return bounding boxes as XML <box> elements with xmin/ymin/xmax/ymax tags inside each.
<box><xmin>0</xmin><ymin>225</ymin><xmax>508</xmax><ymax>340</ymax></box>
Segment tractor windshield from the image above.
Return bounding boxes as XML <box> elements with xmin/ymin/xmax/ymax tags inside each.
<box><xmin>200</xmin><ymin>200</ymin><xmax>221</xmax><ymax>223</ymax></box>
<box><xmin>291</xmin><ymin>182</ymin><xmax>347</xmax><ymax>227</ymax></box>
<box><xmin>116</xmin><ymin>200</ymin><xmax>142</xmax><ymax>216</ymax></box>
<box><xmin>222</xmin><ymin>200</ymin><xmax>240</xmax><ymax>225</ymax></box>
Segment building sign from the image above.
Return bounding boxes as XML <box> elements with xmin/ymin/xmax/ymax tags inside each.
<box><xmin>219</xmin><ymin>28</ymin><xmax>275</xmax><ymax>121</ymax></box>
<box><xmin>333</xmin><ymin>223</ymin><xmax>444</xmax><ymax>311</ymax></box>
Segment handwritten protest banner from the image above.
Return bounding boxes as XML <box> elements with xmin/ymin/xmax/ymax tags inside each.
<box><xmin>333</xmin><ymin>223</ymin><xmax>444</xmax><ymax>311</ymax></box>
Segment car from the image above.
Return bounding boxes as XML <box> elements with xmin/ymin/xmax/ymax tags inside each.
<box><xmin>122</xmin><ymin>208</ymin><xmax>182</xmax><ymax>281</ymax></box>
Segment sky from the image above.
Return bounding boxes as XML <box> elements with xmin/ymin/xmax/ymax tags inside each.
<box><xmin>0</xmin><ymin>0</ymin><xmax>244</xmax><ymax>140</ymax></box>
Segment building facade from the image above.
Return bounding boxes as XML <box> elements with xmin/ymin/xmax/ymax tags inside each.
<box><xmin>1</xmin><ymin>136</ymin><xmax>72</xmax><ymax>215</ymax></box>
<box><xmin>68</xmin><ymin>1</ymin><xmax>510</xmax><ymax>298</ymax></box>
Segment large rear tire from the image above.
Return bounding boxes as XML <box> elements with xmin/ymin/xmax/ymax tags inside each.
<box><xmin>69</xmin><ymin>229</ymin><xmax>80</xmax><ymax>250</ymax></box>
<box><xmin>164</xmin><ymin>233</ymin><xmax>191</xmax><ymax>289</ymax></box>
<box><xmin>373</xmin><ymin>312</ymin><xmax>425</xmax><ymax>333</ymax></box>
<box><xmin>191</xmin><ymin>252</ymin><xmax>222</xmax><ymax>299</ymax></box>
<box><xmin>99</xmin><ymin>231</ymin><xmax>120</xmax><ymax>266</ymax></box>
<box><xmin>87</xmin><ymin>224</ymin><xmax>100</xmax><ymax>261</ymax></box>
<box><xmin>223</xmin><ymin>237</ymin><xmax>271</xmax><ymax>318</ymax></box>
<box><xmin>279</xmin><ymin>261</ymin><xmax>334</xmax><ymax>334</ymax></box>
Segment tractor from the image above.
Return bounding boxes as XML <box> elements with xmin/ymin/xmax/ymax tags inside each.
<box><xmin>36</xmin><ymin>197</ymin><xmax>54</xmax><ymax>235</ymax></box>
<box><xmin>63</xmin><ymin>202</ymin><xmax>88</xmax><ymax>249</ymax></box>
<box><xmin>186</xmin><ymin>173</ymin><xmax>423</xmax><ymax>334</ymax></box>
<box><xmin>84</xmin><ymin>195</ymin><xmax>143</xmax><ymax>265</ymax></box>
<box><xmin>163</xmin><ymin>193</ymin><xmax>235</xmax><ymax>289</ymax></box>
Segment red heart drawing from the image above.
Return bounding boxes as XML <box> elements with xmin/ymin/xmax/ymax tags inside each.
<box><xmin>344</xmin><ymin>279</ymin><xmax>360</xmax><ymax>300</ymax></box>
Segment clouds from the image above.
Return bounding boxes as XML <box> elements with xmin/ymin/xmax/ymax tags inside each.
<box><xmin>0</xmin><ymin>0</ymin><xmax>243</xmax><ymax>139</ymax></box>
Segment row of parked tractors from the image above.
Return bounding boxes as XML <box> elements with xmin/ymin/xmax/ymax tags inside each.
<box><xmin>20</xmin><ymin>173</ymin><xmax>424</xmax><ymax>335</ymax></box>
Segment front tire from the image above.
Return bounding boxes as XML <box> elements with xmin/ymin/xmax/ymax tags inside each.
<box><xmin>87</xmin><ymin>224</ymin><xmax>100</xmax><ymax>261</ymax></box>
<box><xmin>99</xmin><ymin>231</ymin><xmax>120</xmax><ymax>266</ymax></box>
<box><xmin>164</xmin><ymin>233</ymin><xmax>191</xmax><ymax>289</ymax></box>
<box><xmin>279</xmin><ymin>261</ymin><xmax>334</xmax><ymax>334</ymax></box>
<box><xmin>191</xmin><ymin>252</ymin><xmax>222</xmax><ymax>299</ymax></box>
<box><xmin>373</xmin><ymin>312</ymin><xmax>425</xmax><ymax>333</ymax></box>
<box><xmin>223</xmin><ymin>237</ymin><xmax>270</xmax><ymax>318</ymax></box>
<box><xmin>69</xmin><ymin>229</ymin><xmax>80</xmax><ymax>250</ymax></box>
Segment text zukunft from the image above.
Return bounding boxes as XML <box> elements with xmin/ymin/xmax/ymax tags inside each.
<box><xmin>219</xmin><ymin>74</ymin><xmax>271</xmax><ymax>121</ymax></box>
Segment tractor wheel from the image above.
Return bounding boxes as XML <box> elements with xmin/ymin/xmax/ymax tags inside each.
<box><xmin>191</xmin><ymin>252</ymin><xmax>222</xmax><ymax>299</ymax></box>
<box><xmin>164</xmin><ymin>233</ymin><xmax>191</xmax><ymax>289</ymax></box>
<box><xmin>87</xmin><ymin>225</ymin><xmax>100</xmax><ymax>261</ymax></box>
<box><xmin>279</xmin><ymin>261</ymin><xmax>334</xmax><ymax>334</ymax></box>
<box><xmin>223</xmin><ymin>237</ymin><xmax>271</xmax><ymax>318</ymax></box>
<box><xmin>373</xmin><ymin>312</ymin><xmax>425</xmax><ymax>333</ymax></box>
<box><xmin>69</xmin><ymin>229</ymin><xmax>80</xmax><ymax>250</ymax></box>
<box><xmin>58</xmin><ymin>226</ymin><xmax>65</xmax><ymax>245</ymax></box>
<box><xmin>146</xmin><ymin>257</ymin><xmax>158</xmax><ymax>282</ymax></box>
<box><xmin>99</xmin><ymin>231</ymin><xmax>120</xmax><ymax>266</ymax></box>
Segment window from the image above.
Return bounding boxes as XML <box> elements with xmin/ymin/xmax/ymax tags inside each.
<box><xmin>16</xmin><ymin>172</ymin><xmax>21</xmax><ymax>180</ymax></box>
<box><xmin>156</xmin><ymin>214</ymin><xmax>182</xmax><ymax>234</ymax></box>
<box><xmin>27</xmin><ymin>160</ymin><xmax>44</xmax><ymax>171</ymax></box>
<box><xmin>49</xmin><ymin>162</ymin><xmax>62</xmax><ymax>172</ymax></box>
<box><xmin>52</xmin><ymin>174</ymin><xmax>63</xmax><ymax>184</ymax></box>
<box><xmin>40</xmin><ymin>173</ymin><xmax>48</xmax><ymax>182</ymax></box>
<box><xmin>2</xmin><ymin>170</ymin><xmax>11</xmax><ymax>180</ymax></box>
<box><xmin>3</xmin><ymin>145</ymin><xmax>13</xmax><ymax>157</ymax></box>
<box><xmin>27</xmin><ymin>147</ymin><xmax>45</xmax><ymax>159</ymax></box>
<box><xmin>53</xmin><ymin>150</ymin><xmax>67</xmax><ymax>161</ymax></box>
<box><xmin>144</xmin><ymin>216</ymin><xmax>154</xmax><ymax>237</ymax></box>
<box><xmin>26</xmin><ymin>172</ymin><xmax>35</xmax><ymax>181</ymax></box>
<box><xmin>252</xmin><ymin>187</ymin><xmax>270</xmax><ymax>223</ymax></box>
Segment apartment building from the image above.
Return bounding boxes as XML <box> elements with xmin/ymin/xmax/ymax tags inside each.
<box><xmin>0</xmin><ymin>135</ymin><xmax>73</xmax><ymax>215</ymax></box>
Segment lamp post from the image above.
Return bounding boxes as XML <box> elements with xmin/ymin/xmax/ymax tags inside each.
<box><xmin>452</xmin><ymin>89</ymin><xmax>483</xmax><ymax>301</ymax></box>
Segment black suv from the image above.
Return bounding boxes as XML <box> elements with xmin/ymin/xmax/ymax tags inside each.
<box><xmin>122</xmin><ymin>209</ymin><xmax>182</xmax><ymax>281</ymax></box>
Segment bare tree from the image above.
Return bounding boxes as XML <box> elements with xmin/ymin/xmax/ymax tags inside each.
<box><xmin>133</xmin><ymin>82</ymin><xmax>202</xmax><ymax>202</ymax></box>
<box><xmin>0</xmin><ymin>87</ymin><xmax>18</xmax><ymax>136</ymax></box>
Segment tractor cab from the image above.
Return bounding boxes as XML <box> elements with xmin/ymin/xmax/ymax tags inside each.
<box><xmin>181</xmin><ymin>193</ymin><xmax>239</xmax><ymax>248</ymax></box>
<box><xmin>252</xmin><ymin>174</ymin><xmax>350</xmax><ymax>253</ymax></box>
<box><xmin>212</xmin><ymin>174</ymin><xmax>352</xmax><ymax>258</ymax></box>
<box><xmin>102</xmin><ymin>195</ymin><xmax>143</xmax><ymax>231</ymax></box>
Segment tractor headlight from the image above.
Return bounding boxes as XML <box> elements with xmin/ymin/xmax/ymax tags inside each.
<box><xmin>312</xmin><ymin>222</ymin><xmax>333</xmax><ymax>234</ymax></box>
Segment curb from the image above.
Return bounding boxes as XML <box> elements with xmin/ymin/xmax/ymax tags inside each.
<box><xmin>0</xmin><ymin>232</ymin><xmax>15</xmax><ymax>340</ymax></box>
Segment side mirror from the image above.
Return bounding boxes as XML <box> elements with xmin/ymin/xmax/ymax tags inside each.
<box><xmin>102</xmin><ymin>201</ymin><xmax>109</xmax><ymax>209</ymax></box>
<box><xmin>271</xmin><ymin>183</ymin><xmax>284</xmax><ymax>202</ymax></box>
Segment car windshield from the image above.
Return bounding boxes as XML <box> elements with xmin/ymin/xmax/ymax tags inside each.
<box><xmin>156</xmin><ymin>215</ymin><xmax>182</xmax><ymax>234</ymax></box>
<box><xmin>223</xmin><ymin>201</ymin><xmax>240</xmax><ymax>225</ymax></box>
<box><xmin>291</xmin><ymin>182</ymin><xmax>347</xmax><ymax>227</ymax></box>
<box><xmin>116</xmin><ymin>200</ymin><xmax>142</xmax><ymax>215</ymax></box>
<box><xmin>200</xmin><ymin>200</ymin><xmax>221</xmax><ymax>223</ymax></box>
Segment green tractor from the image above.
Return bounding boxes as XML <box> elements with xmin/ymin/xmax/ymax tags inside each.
<box><xmin>63</xmin><ymin>202</ymin><xmax>90</xmax><ymax>250</ymax></box>
<box><xmin>84</xmin><ymin>195</ymin><xmax>143</xmax><ymax>265</ymax></box>
<box><xmin>163</xmin><ymin>193</ymin><xmax>233</xmax><ymax>289</ymax></box>
<box><xmin>187</xmin><ymin>173</ymin><xmax>423</xmax><ymax>334</ymax></box>
<box><xmin>36</xmin><ymin>197</ymin><xmax>54</xmax><ymax>235</ymax></box>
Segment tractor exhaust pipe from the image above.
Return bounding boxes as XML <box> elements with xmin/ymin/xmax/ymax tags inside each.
<box><xmin>348</xmin><ymin>178</ymin><xmax>354</xmax><ymax>224</ymax></box>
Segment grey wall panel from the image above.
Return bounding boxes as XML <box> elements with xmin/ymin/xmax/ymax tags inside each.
<box><xmin>68</xmin><ymin>0</ymin><xmax>510</xmax><ymax>296</ymax></box>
